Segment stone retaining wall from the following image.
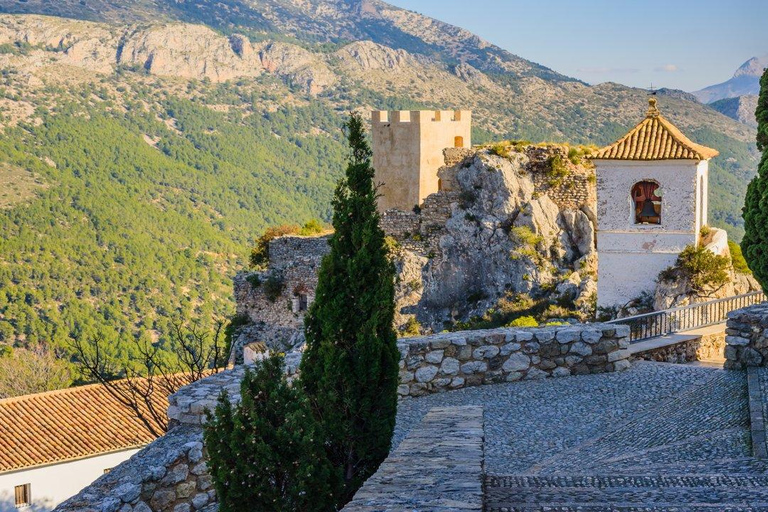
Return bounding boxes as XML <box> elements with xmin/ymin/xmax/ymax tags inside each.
<box><xmin>725</xmin><ymin>303</ymin><xmax>768</xmax><ymax>369</ymax></box>
<box><xmin>53</xmin><ymin>426</ymin><xmax>214</xmax><ymax>512</ymax></box>
<box><xmin>397</xmin><ymin>324</ymin><xmax>631</xmax><ymax>397</ymax></box>
<box><xmin>342</xmin><ymin>406</ymin><xmax>484</xmax><ymax>512</ymax></box>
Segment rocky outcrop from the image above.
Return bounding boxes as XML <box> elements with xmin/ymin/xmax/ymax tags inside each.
<box><xmin>651</xmin><ymin>228</ymin><xmax>761</xmax><ymax>311</ymax></box>
<box><xmin>391</xmin><ymin>145</ymin><xmax>598</xmax><ymax>332</ymax></box>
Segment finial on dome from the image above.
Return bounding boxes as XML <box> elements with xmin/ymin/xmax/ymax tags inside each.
<box><xmin>647</xmin><ymin>97</ymin><xmax>660</xmax><ymax>118</ymax></box>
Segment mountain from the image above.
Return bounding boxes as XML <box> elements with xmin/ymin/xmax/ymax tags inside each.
<box><xmin>710</xmin><ymin>95</ymin><xmax>759</xmax><ymax>128</ymax></box>
<box><xmin>0</xmin><ymin>1</ymin><xmax>759</xmax><ymax>369</ymax></box>
<box><xmin>694</xmin><ymin>55</ymin><xmax>768</xmax><ymax>103</ymax></box>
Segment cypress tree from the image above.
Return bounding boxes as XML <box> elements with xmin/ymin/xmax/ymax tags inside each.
<box><xmin>743</xmin><ymin>67</ymin><xmax>768</xmax><ymax>291</ymax></box>
<box><xmin>204</xmin><ymin>355</ymin><xmax>339</xmax><ymax>512</ymax></box>
<box><xmin>300</xmin><ymin>112</ymin><xmax>399</xmax><ymax>503</ymax></box>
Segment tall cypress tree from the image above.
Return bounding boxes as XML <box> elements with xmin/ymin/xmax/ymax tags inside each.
<box><xmin>743</xmin><ymin>68</ymin><xmax>768</xmax><ymax>291</ymax></box>
<box><xmin>300</xmin><ymin>112</ymin><xmax>399</xmax><ymax>504</ymax></box>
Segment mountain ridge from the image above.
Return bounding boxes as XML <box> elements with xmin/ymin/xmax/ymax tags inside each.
<box><xmin>693</xmin><ymin>54</ymin><xmax>767</xmax><ymax>104</ymax></box>
<box><xmin>0</xmin><ymin>1</ymin><xmax>759</xmax><ymax>369</ymax></box>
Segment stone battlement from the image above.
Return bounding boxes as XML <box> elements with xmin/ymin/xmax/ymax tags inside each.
<box><xmin>372</xmin><ymin>109</ymin><xmax>470</xmax><ymax>124</ymax></box>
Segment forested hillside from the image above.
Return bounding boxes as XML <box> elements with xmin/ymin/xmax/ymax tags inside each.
<box><xmin>0</xmin><ymin>1</ymin><xmax>759</xmax><ymax>383</ymax></box>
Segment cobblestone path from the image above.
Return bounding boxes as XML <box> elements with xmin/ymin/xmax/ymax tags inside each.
<box><xmin>394</xmin><ymin>362</ymin><xmax>767</xmax><ymax>511</ymax></box>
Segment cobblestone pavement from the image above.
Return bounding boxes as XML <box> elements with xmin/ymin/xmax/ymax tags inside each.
<box><xmin>394</xmin><ymin>361</ymin><xmax>768</xmax><ymax>511</ymax></box>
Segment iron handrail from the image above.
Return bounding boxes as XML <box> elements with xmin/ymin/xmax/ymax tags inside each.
<box><xmin>605</xmin><ymin>291</ymin><xmax>766</xmax><ymax>343</ymax></box>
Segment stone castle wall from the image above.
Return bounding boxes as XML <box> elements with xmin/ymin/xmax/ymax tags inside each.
<box><xmin>725</xmin><ymin>303</ymin><xmax>768</xmax><ymax>369</ymax></box>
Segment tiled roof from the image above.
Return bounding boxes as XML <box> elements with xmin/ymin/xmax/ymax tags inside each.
<box><xmin>0</xmin><ymin>379</ymin><xmax>169</xmax><ymax>472</ymax></box>
<box><xmin>594</xmin><ymin>98</ymin><xmax>719</xmax><ymax>161</ymax></box>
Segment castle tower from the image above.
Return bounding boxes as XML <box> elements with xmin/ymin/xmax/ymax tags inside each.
<box><xmin>371</xmin><ymin>110</ymin><xmax>472</xmax><ymax>212</ymax></box>
<box><xmin>593</xmin><ymin>98</ymin><xmax>719</xmax><ymax>309</ymax></box>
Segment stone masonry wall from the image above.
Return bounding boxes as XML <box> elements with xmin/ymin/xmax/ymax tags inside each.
<box><xmin>396</xmin><ymin>323</ymin><xmax>631</xmax><ymax>397</ymax></box>
<box><xmin>54</xmin><ymin>426</ymin><xmax>214</xmax><ymax>512</ymax></box>
<box><xmin>725</xmin><ymin>303</ymin><xmax>768</xmax><ymax>369</ymax></box>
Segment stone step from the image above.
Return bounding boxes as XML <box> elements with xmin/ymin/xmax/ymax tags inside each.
<box><xmin>485</xmin><ymin>474</ymin><xmax>768</xmax><ymax>511</ymax></box>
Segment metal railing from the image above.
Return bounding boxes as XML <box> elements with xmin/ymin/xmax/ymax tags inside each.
<box><xmin>606</xmin><ymin>291</ymin><xmax>766</xmax><ymax>344</ymax></box>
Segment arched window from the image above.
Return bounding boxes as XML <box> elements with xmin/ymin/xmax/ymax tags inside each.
<box><xmin>631</xmin><ymin>181</ymin><xmax>661</xmax><ymax>225</ymax></box>
<box><xmin>454</xmin><ymin>136</ymin><xmax>464</xmax><ymax>148</ymax></box>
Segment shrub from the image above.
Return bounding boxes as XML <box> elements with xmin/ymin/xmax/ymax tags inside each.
<box><xmin>489</xmin><ymin>142</ymin><xmax>512</xmax><ymax>158</ymax></box>
<box><xmin>400</xmin><ymin>317</ymin><xmax>421</xmax><ymax>337</ymax></box>
<box><xmin>250</xmin><ymin>224</ymin><xmax>300</xmax><ymax>269</ymax></box>
<box><xmin>263</xmin><ymin>273</ymin><xmax>285</xmax><ymax>302</ymax></box>
<box><xmin>506</xmin><ymin>315</ymin><xmax>538</xmax><ymax>327</ymax></box>
<box><xmin>659</xmin><ymin>245</ymin><xmax>730</xmax><ymax>291</ymax></box>
<box><xmin>204</xmin><ymin>356</ymin><xmax>339</xmax><ymax>512</ymax></box>
<box><xmin>729</xmin><ymin>240</ymin><xmax>752</xmax><ymax>274</ymax></box>
<box><xmin>299</xmin><ymin>218</ymin><xmax>326</xmax><ymax>236</ymax></box>
<box><xmin>545</xmin><ymin>154</ymin><xmax>569</xmax><ymax>187</ymax></box>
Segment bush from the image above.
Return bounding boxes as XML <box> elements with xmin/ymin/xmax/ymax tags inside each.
<box><xmin>506</xmin><ymin>315</ymin><xmax>539</xmax><ymax>327</ymax></box>
<box><xmin>659</xmin><ymin>245</ymin><xmax>730</xmax><ymax>291</ymax></box>
<box><xmin>204</xmin><ymin>356</ymin><xmax>339</xmax><ymax>512</ymax></box>
<box><xmin>263</xmin><ymin>273</ymin><xmax>285</xmax><ymax>302</ymax></box>
<box><xmin>545</xmin><ymin>154</ymin><xmax>569</xmax><ymax>187</ymax></box>
<box><xmin>250</xmin><ymin>220</ymin><xmax>328</xmax><ymax>269</ymax></box>
<box><xmin>400</xmin><ymin>317</ymin><xmax>421</xmax><ymax>337</ymax></box>
<box><xmin>729</xmin><ymin>241</ymin><xmax>752</xmax><ymax>274</ymax></box>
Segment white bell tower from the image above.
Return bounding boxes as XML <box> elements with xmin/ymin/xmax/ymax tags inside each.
<box><xmin>594</xmin><ymin>98</ymin><xmax>719</xmax><ymax>309</ymax></box>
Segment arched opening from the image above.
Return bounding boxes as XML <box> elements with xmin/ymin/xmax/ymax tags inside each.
<box><xmin>631</xmin><ymin>181</ymin><xmax>661</xmax><ymax>225</ymax></box>
<box><xmin>454</xmin><ymin>136</ymin><xmax>464</xmax><ymax>148</ymax></box>
<box><xmin>437</xmin><ymin>178</ymin><xmax>443</xmax><ymax>191</ymax></box>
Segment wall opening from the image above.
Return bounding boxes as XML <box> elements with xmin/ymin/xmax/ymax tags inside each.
<box><xmin>454</xmin><ymin>136</ymin><xmax>464</xmax><ymax>148</ymax></box>
<box><xmin>15</xmin><ymin>484</ymin><xmax>31</xmax><ymax>508</ymax></box>
<box><xmin>631</xmin><ymin>181</ymin><xmax>661</xmax><ymax>225</ymax></box>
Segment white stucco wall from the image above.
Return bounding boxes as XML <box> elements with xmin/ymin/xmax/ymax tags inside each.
<box><xmin>595</xmin><ymin>159</ymin><xmax>709</xmax><ymax>308</ymax></box>
<box><xmin>0</xmin><ymin>449</ymin><xmax>140</xmax><ymax>511</ymax></box>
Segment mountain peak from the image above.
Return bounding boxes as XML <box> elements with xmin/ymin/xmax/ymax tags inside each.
<box><xmin>734</xmin><ymin>54</ymin><xmax>768</xmax><ymax>78</ymax></box>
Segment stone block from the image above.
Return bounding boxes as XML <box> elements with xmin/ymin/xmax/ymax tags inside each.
<box><xmin>500</xmin><ymin>342</ymin><xmax>521</xmax><ymax>356</ymax></box>
<box><xmin>440</xmin><ymin>357</ymin><xmax>460</xmax><ymax>375</ymax></box>
<box><xmin>430</xmin><ymin>338</ymin><xmax>451</xmax><ymax>349</ymax></box>
<box><xmin>726</xmin><ymin>335</ymin><xmax>750</xmax><ymax>347</ymax></box>
<box><xmin>192</xmin><ymin>493</ymin><xmax>209</xmax><ymax>510</ymax></box>
<box><xmin>534</xmin><ymin>330</ymin><xmax>555</xmax><ymax>342</ymax></box>
<box><xmin>525</xmin><ymin>368</ymin><xmax>549</xmax><ymax>380</ymax></box>
<box><xmin>505</xmin><ymin>371</ymin><xmax>524</xmax><ymax>382</ymax></box>
<box><xmin>569</xmin><ymin>342</ymin><xmax>592</xmax><ymax>357</ymax></box>
<box><xmin>594</xmin><ymin>338</ymin><xmax>618</xmax><ymax>355</ymax></box>
<box><xmin>397</xmin><ymin>384</ymin><xmax>410</xmax><ymax>396</ymax></box>
<box><xmin>473</xmin><ymin>345</ymin><xmax>500</xmax><ymax>359</ymax></box>
<box><xmin>450</xmin><ymin>377</ymin><xmax>465</xmax><ymax>388</ymax></box>
<box><xmin>522</xmin><ymin>341</ymin><xmax>540</xmax><ymax>354</ymax></box>
<box><xmin>399</xmin><ymin>370</ymin><xmax>414</xmax><ymax>383</ymax></box>
<box><xmin>415</xmin><ymin>365</ymin><xmax>439</xmax><ymax>382</ymax></box>
<box><xmin>613</xmin><ymin>359</ymin><xmax>631</xmax><ymax>372</ymax></box>
<box><xmin>744</xmin><ymin>347</ymin><xmax>763</xmax><ymax>366</ymax></box>
<box><xmin>150</xmin><ymin>489</ymin><xmax>176</xmax><ymax>511</ymax></box>
<box><xmin>502</xmin><ymin>352</ymin><xmax>530</xmax><ymax>372</ymax></box>
<box><xmin>581</xmin><ymin>329</ymin><xmax>603</xmax><ymax>345</ymax></box>
<box><xmin>556</xmin><ymin>329</ymin><xmax>581</xmax><ymax>344</ymax></box>
<box><xmin>425</xmin><ymin>350</ymin><xmax>444</xmax><ymax>363</ymax></box>
<box><xmin>461</xmin><ymin>361</ymin><xmax>488</xmax><ymax>374</ymax></box>
<box><xmin>608</xmin><ymin>349</ymin><xmax>630</xmax><ymax>363</ymax></box>
<box><xmin>176</xmin><ymin>481</ymin><xmax>197</xmax><ymax>500</ymax></box>
<box><xmin>552</xmin><ymin>367</ymin><xmax>571</xmax><ymax>378</ymax></box>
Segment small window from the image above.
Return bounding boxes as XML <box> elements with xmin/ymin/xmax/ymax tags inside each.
<box><xmin>454</xmin><ymin>136</ymin><xmax>464</xmax><ymax>148</ymax></box>
<box><xmin>631</xmin><ymin>181</ymin><xmax>661</xmax><ymax>225</ymax></box>
<box><xmin>298</xmin><ymin>294</ymin><xmax>309</xmax><ymax>312</ymax></box>
<box><xmin>15</xmin><ymin>484</ymin><xmax>30</xmax><ymax>508</ymax></box>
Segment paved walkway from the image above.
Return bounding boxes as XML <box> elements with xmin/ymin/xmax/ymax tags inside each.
<box><xmin>394</xmin><ymin>361</ymin><xmax>768</xmax><ymax>511</ymax></box>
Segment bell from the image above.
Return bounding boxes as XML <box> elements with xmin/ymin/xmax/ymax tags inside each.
<box><xmin>640</xmin><ymin>199</ymin><xmax>657</xmax><ymax>218</ymax></box>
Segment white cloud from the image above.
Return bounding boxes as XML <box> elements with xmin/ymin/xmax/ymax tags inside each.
<box><xmin>654</xmin><ymin>64</ymin><xmax>680</xmax><ymax>72</ymax></box>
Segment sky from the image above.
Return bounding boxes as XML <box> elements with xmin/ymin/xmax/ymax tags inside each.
<box><xmin>388</xmin><ymin>0</ymin><xmax>768</xmax><ymax>92</ymax></box>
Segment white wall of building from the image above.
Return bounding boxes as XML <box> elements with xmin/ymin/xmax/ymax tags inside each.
<box><xmin>0</xmin><ymin>449</ymin><xmax>140</xmax><ymax>511</ymax></box>
<box><xmin>595</xmin><ymin>159</ymin><xmax>707</xmax><ymax>308</ymax></box>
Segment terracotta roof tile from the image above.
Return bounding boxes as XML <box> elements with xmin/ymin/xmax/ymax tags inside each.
<box><xmin>0</xmin><ymin>379</ymin><xmax>169</xmax><ymax>472</ymax></box>
<box><xmin>594</xmin><ymin>98</ymin><xmax>719</xmax><ymax>161</ymax></box>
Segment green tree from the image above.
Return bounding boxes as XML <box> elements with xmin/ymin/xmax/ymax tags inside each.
<box><xmin>204</xmin><ymin>355</ymin><xmax>338</xmax><ymax>512</ymax></box>
<box><xmin>743</xmin><ymin>68</ymin><xmax>768</xmax><ymax>291</ymax></box>
<box><xmin>300</xmin><ymin>112</ymin><xmax>399</xmax><ymax>504</ymax></box>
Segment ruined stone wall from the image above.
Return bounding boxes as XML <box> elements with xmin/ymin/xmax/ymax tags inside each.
<box><xmin>525</xmin><ymin>145</ymin><xmax>595</xmax><ymax>212</ymax></box>
<box><xmin>232</xmin><ymin>235</ymin><xmax>329</xmax><ymax>357</ymax></box>
<box><xmin>725</xmin><ymin>303</ymin><xmax>768</xmax><ymax>369</ymax></box>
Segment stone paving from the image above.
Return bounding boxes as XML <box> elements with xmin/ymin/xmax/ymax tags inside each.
<box><xmin>391</xmin><ymin>361</ymin><xmax>768</xmax><ymax>511</ymax></box>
